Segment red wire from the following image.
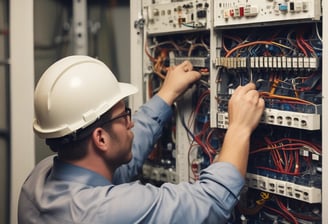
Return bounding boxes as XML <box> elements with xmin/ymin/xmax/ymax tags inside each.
<box><xmin>296</xmin><ymin>33</ymin><xmax>308</xmax><ymax>56</ymax></box>
<box><xmin>251</xmin><ymin>138</ymin><xmax>321</xmax><ymax>154</ymax></box>
<box><xmin>263</xmin><ymin>205</ymin><xmax>294</xmax><ymax>223</ymax></box>
<box><xmin>299</xmin><ymin>33</ymin><xmax>315</xmax><ymax>54</ymax></box>
<box><xmin>276</xmin><ymin>197</ymin><xmax>299</xmax><ymax>224</ymax></box>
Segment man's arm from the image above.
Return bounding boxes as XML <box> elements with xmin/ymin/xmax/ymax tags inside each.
<box><xmin>113</xmin><ymin>61</ymin><xmax>201</xmax><ymax>183</ymax></box>
<box><xmin>214</xmin><ymin>83</ymin><xmax>265</xmax><ymax>176</ymax></box>
<box><xmin>158</xmin><ymin>62</ymin><xmax>265</xmax><ymax>176</ymax></box>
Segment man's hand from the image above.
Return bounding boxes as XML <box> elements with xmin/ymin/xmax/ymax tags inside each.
<box><xmin>157</xmin><ymin>61</ymin><xmax>201</xmax><ymax>105</ymax></box>
<box><xmin>228</xmin><ymin>83</ymin><xmax>265</xmax><ymax>133</ymax></box>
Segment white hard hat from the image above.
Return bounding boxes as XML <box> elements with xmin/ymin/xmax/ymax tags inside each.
<box><xmin>33</xmin><ymin>55</ymin><xmax>138</xmax><ymax>139</ymax></box>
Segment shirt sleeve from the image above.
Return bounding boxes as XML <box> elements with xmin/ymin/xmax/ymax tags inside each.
<box><xmin>113</xmin><ymin>95</ymin><xmax>172</xmax><ymax>183</ymax></box>
<box><xmin>96</xmin><ymin>162</ymin><xmax>244</xmax><ymax>224</ymax></box>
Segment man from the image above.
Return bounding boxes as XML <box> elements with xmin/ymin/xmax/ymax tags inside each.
<box><xmin>18</xmin><ymin>55</ymin><xmax>264</xmax><ymax>223</ymax></box>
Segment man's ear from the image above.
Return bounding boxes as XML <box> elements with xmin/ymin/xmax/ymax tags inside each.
<box><xmin>91</xmin><ymin>127</ymin><xmax>110</xmax><ymax>152</ymax></box>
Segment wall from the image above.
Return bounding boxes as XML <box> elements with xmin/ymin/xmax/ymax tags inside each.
<box><xmin>0</xmin><ymin>0</ymin><xmax>9</xmax><ymax>222</ymax></box>
<box><xmin>0</xmin><ymin>0</ymin><xmax>130</xmax><ymax>223</ymax></box>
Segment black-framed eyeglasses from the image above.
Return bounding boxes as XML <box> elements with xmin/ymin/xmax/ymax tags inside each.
<box><xmin>100</xmin><ymin>107</ymin><xmax>131</xmax><ymax>127</ymax></box>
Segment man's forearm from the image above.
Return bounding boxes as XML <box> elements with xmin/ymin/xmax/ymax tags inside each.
<box><xmin>213</xmin><ymin>125</ymin><xmax>251</xmax><ymax>177</ymax></box>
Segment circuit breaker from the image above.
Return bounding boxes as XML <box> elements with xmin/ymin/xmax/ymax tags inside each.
<box><xmin>130</xmin><ymin>0</ymin><xmax>325</xmax><ymax>222</ymax></box>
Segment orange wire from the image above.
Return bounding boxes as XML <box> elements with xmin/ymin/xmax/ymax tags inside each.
<box><xmin>225</xmin><ymin>40</ymin><xmax>274</xmax><ymax>57</ymax></box>
<box><xmin>260</xmin><ymin>92</ymin><xmax>316</xmax><ymax>106</ymax></box>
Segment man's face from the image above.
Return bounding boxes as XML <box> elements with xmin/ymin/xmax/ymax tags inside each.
<box><xmin>102</xmin><ymin>101</ymin><xmax>134</xmax><ymax>168</ymax></box>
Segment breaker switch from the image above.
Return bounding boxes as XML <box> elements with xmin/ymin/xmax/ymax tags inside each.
<box><xmin>294</xmin><ymin>2</ymin><xmax>302</xmax><ymax>12</ymax></box>
<box><xmin>303</xmin><ymin>1</ymin><xmax>309</xmax><ymax>12</ymax></box>
<box><xmin>290</xmin><ymin>2</ymin><xmax>295</xmax><ymax>12</ymax></box>
<box><xmin>244</xmin><ymin>5</ymin><xmax>258</xmax><ymax>17</ymax></box>
<box><xmin>229</xmin><ymin>8</ymin><xmax>234</xmax><ymax>17</ymax></box>
<box><xmin>223</xmin><ymin>9</ymin><xmax>230</xmax><ymax>19</ymax></box>
<box><xmin>239</xmin><ymin>7</ymin><xmax>245</xmax><ymax>17</ymax></box>
<box><xmin>234</xmin><ymin>8</ymin><xmax>240</xmax><ymax>17</ymax></box>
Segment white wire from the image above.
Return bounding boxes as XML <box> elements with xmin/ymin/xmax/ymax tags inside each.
<box><xmin>315</xmin><ymin>23</ymin><xmax>322</xmax><ymax>42</ymax></box>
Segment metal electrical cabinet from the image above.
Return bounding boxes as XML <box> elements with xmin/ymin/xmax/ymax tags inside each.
<box><xmin>130</xmin><ymin>0</ymin><xmax>327</xmax><ymax>223</ymax></box>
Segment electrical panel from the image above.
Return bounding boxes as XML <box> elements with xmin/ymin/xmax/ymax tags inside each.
<box><xmin>131</xmin><ymin>0</ymin><xmax>324</xmax><ymax>223</ymax></box>
<box><xmin>214</xmin><ymin>0</ymin><xmax>321</xmax><ymax>27</ymax></box>
<box><xmin>143</xmin><ymin>0</ymin><xmax>211</xmax><ymax>34</ymax></box>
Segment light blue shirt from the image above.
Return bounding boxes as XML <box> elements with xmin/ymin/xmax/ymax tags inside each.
<box><xmin>18</xmin><ymin>95</ymin><xmax>245</xmax><ymax>224</ymax></box>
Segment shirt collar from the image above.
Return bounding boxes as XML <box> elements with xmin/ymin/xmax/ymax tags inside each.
<box><xmin>51</xmin><ymin>156</ymin><xmax>111</xmax><ymax>187</ymax></box>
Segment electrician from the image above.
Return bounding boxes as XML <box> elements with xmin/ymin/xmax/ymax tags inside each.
<box><xmin>18</xmin><ymin>55</ymin><xmax>264</xmax><ymax>224</ymax></box>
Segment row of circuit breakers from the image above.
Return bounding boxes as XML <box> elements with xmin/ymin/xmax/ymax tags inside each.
<box><xmin>136</xmin><ymin>0</ymin><xmax>323</xmax><ymax>223</ymax></box>
<box><xmin>144</xmin><ymin>0</ymin><xmax>321</xmax><ymax>33</ymax></box>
